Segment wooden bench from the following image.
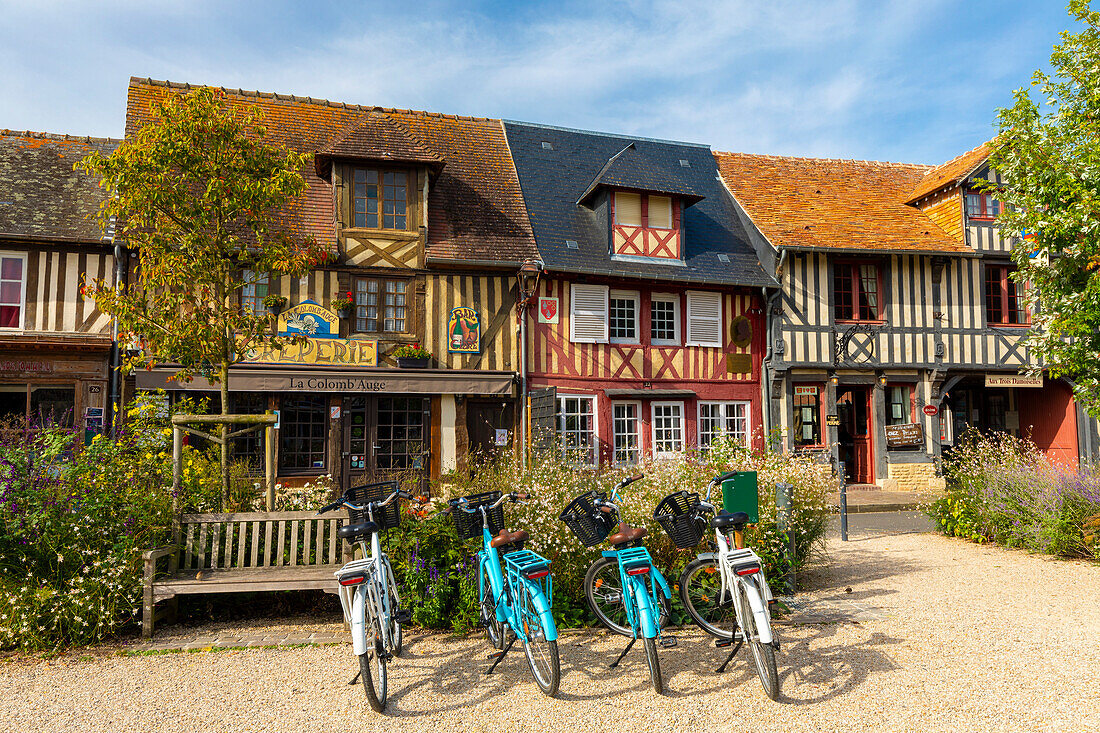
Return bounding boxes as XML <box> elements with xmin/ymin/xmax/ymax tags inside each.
<box><xmin>142</xmin><ymin>511</ymin><xmax>352</xmax><ymax>639</ymax></box>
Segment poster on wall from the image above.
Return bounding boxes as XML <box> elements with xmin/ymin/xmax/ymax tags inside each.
<box><xmin>537</xmin><ymin>297</ymin><xmax>559</xmax><ymax>324</ymax></box>
<box><xmin>448</xmin><ymin>307</ymin><xmax>481</xmax><ymax>353</ymax></box>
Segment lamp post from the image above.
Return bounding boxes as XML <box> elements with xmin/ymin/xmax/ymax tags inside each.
<box><xmin>515</xmin><ymin>259</ymin><xmax>543</xmax><ymax>467</ymax></box>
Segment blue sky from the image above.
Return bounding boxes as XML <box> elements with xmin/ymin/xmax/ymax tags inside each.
<box><xmin>0</xmin><ymin>0</ymin><xmax>1077</xmax><ymax>164</ymax></box>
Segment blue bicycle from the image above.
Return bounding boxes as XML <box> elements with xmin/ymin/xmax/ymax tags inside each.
<box><xmin>448</xmin><ymin>490</ymin><xmax>560</xmax><ymax>696</ymax></box>
<box><xmin>560</xmin><ymin>474</ymin><xmax>674</xmax><ymax>694</ymax></box>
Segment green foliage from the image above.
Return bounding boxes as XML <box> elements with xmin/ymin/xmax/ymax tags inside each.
<box><xmin>929</xmin><ymin>429</ymin><xmax>1100</xmax><ymax>560</ymax></box>
<box><xmin>987</xmin><ymin>1</ymin><xmax>1100</xmax><ymax>415</ymax></box>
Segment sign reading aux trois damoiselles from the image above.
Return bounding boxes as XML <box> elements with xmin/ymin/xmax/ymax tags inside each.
<box><xmin>240</xmin><ymin>300</ymin><xmax>377</xmax><ymax>367</ymax></box>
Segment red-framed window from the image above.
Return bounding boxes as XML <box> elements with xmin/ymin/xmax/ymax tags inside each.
<box><xmin>965</xmin><ymin>190</ymin><xmax>1001</xmax><ymax>221</ymax></box>
<box><xmin>793</xmin><ymin>384</ymin><xmax>823</xmax><ymax>448</ymax></box>
<box><xmin>985</xmin><ymin>264</ymin><xmax>1029</xmax><ymax>326</ymax></box>
<box><xmin>833</xmin><ymin>262</ymin><xmax>883</xmax><ymax>322</ymax></box>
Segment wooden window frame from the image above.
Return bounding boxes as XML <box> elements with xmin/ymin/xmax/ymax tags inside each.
<box><xmin>609</xmin><ymin>289</ymin><xmax>640</xmax><ymax>344</ymax></box>
<box><xmin>650</xmin><ymin>400</ymin><xmax>685</xmax><ymax>457</ymax></box>
<box><xmin>240</xmin><ymin>269</ymin><xmax>270</xmax><ymax>315</ymax></box>
<box><xmin>0</xmin><ymin>251</ymin><xmax>28</xmax><ymax>331</ymax></box>
<box><xmin>612</xmin><ymin>190</ymin><xmax>678</xmax><ymax>232</ymax></box>
<box><xmin>349</xmin><ymin>166</ymin><xmax>411</xmax><ymax>232</ymax></box>
<box><xmin>984</xmin><ymin>263</ymin><xmax>1030</xmax><ymax>327</ymax></box>
<box><xmin>698</xmin><ymin>400</ymin><xmax>751</xmax><ymax>449</ymax></box>
<box><xmin>792</xmin><ymin>384</ymin><xmax>824</xmax><ymax>449</ymax></box>
<box><xmin>278</xmin><ymin>396</ymin><xmax>328</xmax><ymax>474</ymax></box>
<box><xmin>353</xmin><ymin>276</ymin><xmax>411</xmax><ymax>334</ymax></box>
<box><xmin>558</xmin><ymin>394</ymin><xmax>599</xmax><ymax>467</ymax></box>
<box><xmin>886</xmin><ymin>383</ymin><xmax>916</xmax><ymax>426</ymax></box>
<box><xmin>833</xmin><ymin>261</ymin><xmax>885</xmax><ymax>324</ymax></box>
<box><xmin>965</xmin><ymin>189</ymin><xmax>1001</xmax><ymax>222</ymax></box>
<box><xmin>650</xmin><ymin>293</ymin><xmax>680</xmax><ymax>346</ymax></box>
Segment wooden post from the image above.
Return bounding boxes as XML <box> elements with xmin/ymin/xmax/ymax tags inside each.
<box><xmin>172</xmin><ymin>425</ymin><xmax>183</xmax><ymax>517</ymax></box>
<box><xmin>265</xmin><ymin>422</ymin><xmax>276</xmax><ymax>511</ymax></box>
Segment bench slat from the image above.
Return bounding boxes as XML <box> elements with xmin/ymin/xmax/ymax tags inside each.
<box><xmin>290</xmin><ymin>519</ymin><xmax>300</xmax><ymax>567</ymax></box>
<box><xmin>185</xmin><ymin>524</ymin><xmax>195</xmax><ymax>569</ymax></box>
<box><xmin>250</xmin><ymin>521</ymin><xmax>259</xmax><ymax>568</ymax></box>
<box><xmin>277</xmin><ymin>520</ymin><xmax>286</xmax><ymax>567</ymax></box>
<box><xmin>328</xmin><ymin>519</ymin><xmax>336</xmax><ymax>564</ymax></box>
<box><xmin>198</xmin><ymin>524</ymin><xmax>208</xmax><ymax>569</ymax></box>
<box><xmin>210</xmin><ymin>523</ymin><xmax>221</xmax><ymax>570</ymax></box>
<box><xmin>264</xmin><ymin>520</ymin><xmax>273</xmax><ymax>567</ymax></box>
<box><xmin>305</xmin><ymin>518</ymin><xmax>314</xmax><ymax>566</ymax></box>
<box><xmin>236</xmin><ymin>522</ymin><xmax>246</xmax><ymax>568</ymax></box>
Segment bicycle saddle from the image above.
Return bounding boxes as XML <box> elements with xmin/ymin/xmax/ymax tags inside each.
<box><xmin>490</xmin><ymin>528</ymin><xmax>529</xmax><ymax>548</ymax></box>
<box><xmin>711</xmin><ymin>511</ymin><xmax>750</xmax><ymax>530</ymax></box>
<box><xmin>338</xmin><ymin>521</ymin><xmax>380</xmax><ymax>540</ymax></box>
<box><xmin>607</xmin><ymin>522</ymin><xmax>647</xmax><ymax>546</ymax></box>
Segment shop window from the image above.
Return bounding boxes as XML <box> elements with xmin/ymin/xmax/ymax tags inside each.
<box><xmin>834</xmin><ymin>263</ymin><xmax>882</xmax><ymax>322</ymax></box>
<box><xmin>354</xmin><ymin>277</ymin><xmax>408</xmax><ymax>333</ymax></box>
<box><xmin>0</xmin><ymin>386</ymin><xmax>25</xmax><ymax>422</ymax></box>
<box><xmin>30</xmin><ymin>387</ymin><xmax>74</xmax><ymax>428</ymax></box>
<box><xmin>698</xmin><ymin>401</ymin><xmax>750</xmax><ymax>448</ymax></box>
<box><xmin>609</xmin><ymin>290</ymin><xmax>639</xmax><ymax>343</ymax></box>
<box><xmin>351</xmin><ymin>168</ymin><xmax>408</xmax><ymax>230</ymax></box>
<box><xmin>279</xmin><ymin>396</ymin><xmax>327</xmax><ymax>472</ymax></box>
<box><xmin>558</xmin><ymin>395</ymin><xmax>597</xmax><ymax>466</ymax></box>
<box><xmin>886</xmin><ymin>385</ymin><xmax>914</xmax><ymax>426</ymax></box>
<box><xmin>612</xmin><ymin>402</ymin><xmax>640</xmax><ymax>465</ymax></box>
<box><xmin>965</xmin><ymin>190</ymin><xmax>1001</xmax><ymax>221</ymax></box>
<box><xmin>793</xmin><ymin>385</ymin><xmax>821</xmax><ymax>447</ymax></box>
<box><xmin>0</xmin><ymin>253</ymin><xmax>26</xmax><ymax>329</ymax></box>
<box><xmin>375</xmin><ymin>397</ymin><xmax>429</xmax><ymax>472</ymax></box>
<box><xmin>241</xmin><ymin>270</ymin><xmax>270</xmax><ymax>314</ymax></box>
<box><xmin>651</xmin><ymin>401</ymin><xmax>684</xmax><ymax>456</ymax></box>
<box><xmin>650</xmin><ymin>294</ymin><xmax>679</xmax><ymax>345</ymax></box>
<box><xmin>985</xmin><ymin>264</ymin><xmax>1029</xmax><ymax>326</ymax></box>
<box><xmin>230</xmin><ymin>392</ymin><xmax>268</xmax><ymax>469</ymax></box>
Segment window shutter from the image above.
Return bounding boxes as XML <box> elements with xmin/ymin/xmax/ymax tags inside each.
<box><xmin>686</xmin><ymin>291</ymin><xmax>722</xmax><ymax>346</ymax></box>
<box><xmin>570</xmin><ymin>283</ymin><xmax>609</xmax><ymax>343</ymax></box>
<box><xmin>649</xmin><ymin>196</ymin><xmax>672</xmax><ymax>228</ymax></box>
<box><xmin>615</xmin><ymin>192</ymin><xmax>642</xmax><ymax>226</ymax></box>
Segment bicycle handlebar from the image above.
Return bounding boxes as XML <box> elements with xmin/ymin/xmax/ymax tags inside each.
<box><xmin>614</xmin><ymin>474</ymin><xmax>645</xmax><ymax>492</ymax></box>
<box><xmin>317</xmin><ymin>485</ymin><xmax>411</xmax><ymax>515</ymax></box>
<box><xmin>451</xmin><ymin>492</ymin><xmax>532</xmax><ymax>514</ymax></box>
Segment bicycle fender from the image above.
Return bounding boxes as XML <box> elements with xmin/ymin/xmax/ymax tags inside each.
<box><xmin>629</xmin><ymin>577</ymin><xmax>659</xmax><ymax>638</ymax></box>
<box><xmin>694</xmin><ymin>552</ymin><xmax>718</xmax><ymax>562</ymax></box>
<box><xmin>350</xmin><ymin>586</ymin><xmax>369</xmax><ymax>656</ymax></box>
<box><xmin>650</xmin><ymin>566</ymin><xmax>672</xmax><ymax>599</ymax></box>
<box><xmin>518</xmin><ymin>577</ymin><xmax>559</xmax><ymax>642</ymax></box>
<box><xmin>743</xmin><ymin>578</ymin><xmax>774</xmax><ymax>645</ymax></box>
<box><xmin>601</xmin><ymin>550</ymin><xmax>618</xmax><ymax>558</ymax></box>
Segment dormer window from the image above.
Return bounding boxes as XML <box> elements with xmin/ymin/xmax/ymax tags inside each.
<box><xmin>352</xmin><ymin>167</ymin><xmax>408</xmax><ymax>230</ymax></box>
<box><xmin>611</xmin><ymin>190</ymin><xmax>681</xmax><ymax>260</ymax></box>
<box><xmin>613</xmin><ymin>192</ymin><xmax>672</xmax><ymax>229</ymax></box>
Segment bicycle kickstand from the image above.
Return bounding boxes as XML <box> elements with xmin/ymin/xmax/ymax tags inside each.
<box><xmin>349</xmin><ymin>670</ymin><xmax>361</xmax><ymax>685</ymax></box>
<box><xmin>608</xmin><ymin>637</ymin><xmax>636</xmax><ymax>669</ymax></box>
<box><xmin>714</xmin><ymin>633</ymin><xmax>744</xmax><ymax>674</ymax></box>
<box><xmin>485</xmin><ymin>636</ymin><xmax>516</xmax><ymax>675</ymax></box>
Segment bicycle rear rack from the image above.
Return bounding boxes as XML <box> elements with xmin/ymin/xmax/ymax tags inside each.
<box><xmin>504</xmin><ymin>549</ymin><xmax>553</xmax><ymax>605</ymax></box>
<box><xmin>616</xmin><ymin>546</ymin><xmax>654</xmax><ymax>572</ymax></box>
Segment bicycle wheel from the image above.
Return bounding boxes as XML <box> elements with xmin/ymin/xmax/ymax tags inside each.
<box><xmin>481</xmin><ymin>567</ymin><xmax>504</xmax><ymax>649</ymax></box>
<box><xmin>738</xmin><ymin>579</ymin><xmax>779</xmax><ymax>701</ymax></box>
<box><xmin>584</xmin><ymin>556</ymin><xmax>631</xmax><ymax>636</ymax></box>
<box><xmin>385</xmin><ymin>563</ymin><xmax>403</xmax><ymax>656</ymax></box>
<box><xmin>643</xmin><ymin>636</ymin><xmax>664</xmax><ymax>695</ymax></box>
<box><xmin>679</xmin><ymin>558</ymin><xmax>738</xmax><ymax>638</ymax></box>
<box><xmin>358</xmin><ymin>623</ymin><xmax>388</xmax><ymax>711</ymax></box>
<box><xmin>518</xmin><ymin>582</ymin><xmax>560</xmax><ymax>697</ymax></box>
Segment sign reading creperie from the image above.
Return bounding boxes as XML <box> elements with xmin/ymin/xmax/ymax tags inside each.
<box><xmin>985</xmin><ymin>375</ymin><xmax>1044</xmax><ymax>388</ymax></box>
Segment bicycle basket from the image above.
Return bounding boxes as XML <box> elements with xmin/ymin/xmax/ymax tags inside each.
<box><xmin>559</xmin><ymin>492</ymin><xmax>615</xmax><ymax>548</ymax></box>
<box><xmin>450</xmin><ymin>491</ymin><xmax>505</xmax><ymax>540</ymax></box>
<box><xmin>653</xmin><ymin>491</ymin><xmax>705</xmax><ymax>549</ymax></box>
<box><xmin>346</xmin><ymin>480</ymin><xmax>402</xmax><ymax>531</ymax></box>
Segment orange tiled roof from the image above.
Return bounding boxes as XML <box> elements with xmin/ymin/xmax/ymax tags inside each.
<box><xmin>713</xmin><ymin>152</ymin><xmax>971</xmax><ymax>254</ymax></box>
<box><xmin>125</xmin><ymin>78</ymin><xmax>536</xmax><ymax>264</ymax></box>
<box><xmin>905</xmin><ymin>141</ymin><xmax>992</xmax><ymax>204</ymax></box>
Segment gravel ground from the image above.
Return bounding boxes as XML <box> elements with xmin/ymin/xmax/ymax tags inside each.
<box><xmin>3</xmin><ymin>530</ymin><xmax>1099</xmax><ymax>733</ymax></box>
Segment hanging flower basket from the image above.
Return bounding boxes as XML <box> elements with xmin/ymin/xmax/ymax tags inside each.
<box><xmin>263</xmin><ymin>294</ymin><xmax>288</xmax><ymax>316</ymax></box>
<box><xmin>332</xmin><ymin>290</ymin><xmax>354</xmax><ymax>318</ymax></box>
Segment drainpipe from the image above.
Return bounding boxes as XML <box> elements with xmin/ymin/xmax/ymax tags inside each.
<box><xmin>760</xmin><ymin>250</ymin><xmax>788</xmax><ymax>447</ymax></box>
<box><xmin>107</xmin><ymin>239</ymin><xmax>127</xmax><ymax>436</ymax></box>
<box><xmin>519</xmin><ymin>302</ymin><xmax>528</xmax><ymax>468</ymax></box>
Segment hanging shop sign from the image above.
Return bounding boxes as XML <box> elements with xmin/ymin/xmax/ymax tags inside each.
<box><xmin>825</xmin><ymin>414</ymin><xmax>841</xmax><ymax>427</ymax></box>
<box><xmin>278</xmin><ymin>300</ymin><xmax>339</xmax><ymax>339</ymax></box>
<box><xmin>242</xmin><ymin>336</ymin><xmax>377</xmax><ymax>367</ymax></box>
<box><xmin>448</xmin><ymin>307</ymin><xmax>481</xmax><ymax>353</ymax></box>
<box><xmin>794</xmin><ymin>385</ymin><xmax>818</xmax><ymax>396</ymax></box>
<box><xmin>537</xmin><ymin>297</ymin><xmax>559</xmax><ymax>324</ymax></box>
<box><xmin>985</xmin><ymin>374</ymin><xmax>1043</xmax><ymax>388</ymax></box>
<box><xmin>922</xmin><ymin>404</ymin><xmax>940</xmax><ymax>417</ymax></box>
<box><xmin>885</xmin><ymin>423</ymin><xmax>924</xmax><ymax>448</ymax></box>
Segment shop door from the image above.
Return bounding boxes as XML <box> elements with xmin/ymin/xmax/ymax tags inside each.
<box><xmin>342</xmin><ymin>396</ymin><xmax>373</xmax><ymax>489</ymax></box>
<box><xmin>343</xmin><ymin>396</ymin><xmax>431</xmax><ymax>492</ymax></box>
<box><xmin>466</xmin><ymin>399</ymin><xmax>515</xmax><ymax>466</ymax></box>
<box><xmin>836</xmin><ymin>387</ymin><xmax>874</xmax><ymax>484</ymax></box>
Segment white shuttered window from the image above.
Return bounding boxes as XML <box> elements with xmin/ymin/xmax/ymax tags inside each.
<box><xmin>570</xmin><ymin>283</ymin><xmax>609</xmax><ymax>343</ymax></box>
<box><xmin>686</xmin><ymin>290</ymin><xmax>722</xmax><ymax>347</ymax></box>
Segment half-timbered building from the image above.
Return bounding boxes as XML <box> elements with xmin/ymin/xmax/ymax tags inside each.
<box><xmin>504</xmin><ymin>123</ymin><xmax>774</xmax><ymax>466</ymax></box>
<box><xmin>126</xmin><ymin>79</ymin><xmax>537</xmax><ymax>489</ymax></box>
<box><xmin>0</xmin><ymin>130</ymin><xmax>120</xmax><ymax>436</ymax></box>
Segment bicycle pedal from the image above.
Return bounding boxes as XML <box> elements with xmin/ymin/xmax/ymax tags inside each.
<box><xmin>393</xmin><ymin>609</ymin><xmax>412</xmax><ymax>624</ymax></box>
<box><xmin>486</xmin><ymin>651</ymin><xmax>505</xmax><ymax>660</ymax></box>
<box><xmin>715</xmin><ymin>638</ymin><xmax>736</xmax><ymax>648</ymax></box>
<box><xmin>658</xmin><ymin>636</ymin><xmax>677</xmax><ymax>648</ymax></box>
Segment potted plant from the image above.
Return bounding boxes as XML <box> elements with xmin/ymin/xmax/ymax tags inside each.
<box><xmin>393</xmin><ymin>342</ymin><xmax>431</xmax><ymax>368</ymax></box>
<box><xmin>332</xmin><ymin>291</ymin><xmax>355</xmax><ymax>319</ymax></box>
<box><xmin>262</xmin><ymin>293</ymin><xmax>288</xmax><ymax>316</ymax></box>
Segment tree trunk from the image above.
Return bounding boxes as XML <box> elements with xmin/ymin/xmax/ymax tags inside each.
<box><xmin>220</xmin><ymin>360</ymin><xmax>230</xmax><ymax>510</ymax></box>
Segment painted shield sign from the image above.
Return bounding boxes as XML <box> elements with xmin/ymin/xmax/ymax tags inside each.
<box><xmin>538</xmin><ymin>297</ymin><xmax>559</xmax><ymax>324</ymax></box>
<box><xmin>449</xmin><ymin>307</ymin><xmax>480</xmax><ymax>353</ymax></box>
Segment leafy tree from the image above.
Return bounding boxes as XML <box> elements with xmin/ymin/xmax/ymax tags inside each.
<box><xmin>79</xmin><ymin>87</ymin><xmax>330</xmax><ymax>500</ymax></box>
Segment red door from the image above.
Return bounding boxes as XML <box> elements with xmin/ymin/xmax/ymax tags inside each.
<box><xmin>837</xmin><ymin>387</ymin><xmax>875</xmax><ymax>484</ymax></box>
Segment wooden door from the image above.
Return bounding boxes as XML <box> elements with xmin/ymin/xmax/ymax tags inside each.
<box><xmin>466</xmin><ymin>399</ymin><xmax>515</xmax><ymax>466</ymax></box>
<box><xmin>342</xmin><ymin>396</ymin><xmax>373</xmax><ymax>490</ymax></box>
<box><xmin>837</xmin><ymin>387</ymin><xmax>874</xmax><ymax>484</ymax></box>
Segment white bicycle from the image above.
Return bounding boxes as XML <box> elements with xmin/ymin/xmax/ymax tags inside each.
<box><xmin>318</xmin><ymin>480</ymin><xmax>413</xmax><ymax>712</ymax></box>
<box><xmin>654</xmin><ymin>472</ymin><xmax>780</xmax><ymax>700</ymax></box>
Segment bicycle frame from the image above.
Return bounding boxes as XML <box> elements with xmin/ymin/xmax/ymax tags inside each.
<box><xmin>477</xmin><ymin>509</ymin><xmax>557</xmax><ymax>644</ymax></box>
<box><xmin>335</xmin><ymin>509</ymin><xmax>398</xmax><ymax>658</ymax></box>
<box><xmin>601</xmin><ymin>485</ymin><xmax>672</xmax><ymax>640</ymax></box>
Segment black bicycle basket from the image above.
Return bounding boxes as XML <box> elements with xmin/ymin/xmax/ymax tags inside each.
<box><xmin>560</xmin><ymin>492</ymin><xmax>616</xmax><ymax>548</ymax></box>
<box><xmin>346</xmin><ymin>480</ymin><xmax>402</xmax><ymax>531</ymax></box>
<box><xmin>653</xmin><ymin>491</ymin><xmax>705</xmax><ymax>549</ymax></box>
<box><xmin>450</xmin><ymin>491</ymin><xmax>505</xmax><ymax>540</ymax></box>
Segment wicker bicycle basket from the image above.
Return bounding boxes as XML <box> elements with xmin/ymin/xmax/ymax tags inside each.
<box><xmin>346</xmin><ymin>480</ymin><xmax>402</xmax><ymax>531</ymax></box>
<box><xmin>560</xmin><ymin>492</ymin><xmax>616</xmax><ymax>548</ymax></box>
<box><xmin>450</xmin><ymin>491</ymin><xmax>505</xmax><ymax>540</ymax></box>
<box><xmin>653</xmin><ymin>491</ymin><xmax>705</xmax><ymax>549</ymax></box>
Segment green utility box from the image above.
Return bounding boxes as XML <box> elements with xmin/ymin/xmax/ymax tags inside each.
<box><xmin>721</xmin><ymin>471</ymin><xmax>759</xmax><ymax>524</ymax></box>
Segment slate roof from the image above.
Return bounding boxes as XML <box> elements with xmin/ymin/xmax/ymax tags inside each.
<box><xmin>503</xmin><ymin>121</ymin><xmax>774</xmax><ymax>287</ymax></box>
<box><xmin>577</xmin><ymin>143</ymin><xmax>702</xmax><ymax>206</ymax></box>
<box><xmin>714</xmin><ymin>152</ymin><xmax>971</xmax><ymax>254</ymax></box>
<box><xmin>126</xmin><ymin>78</ymin><xmax>537</xmax><ymax>264</ymax></box>
<box><xmin>0</xmin><ymin>130</ymin><xmax>120</xmax><ymax>244</ymax></box>
<box><xmin>905</xmin><ymin>141</ymin><xmax>992</xmax><ymax>204</ymax></box>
